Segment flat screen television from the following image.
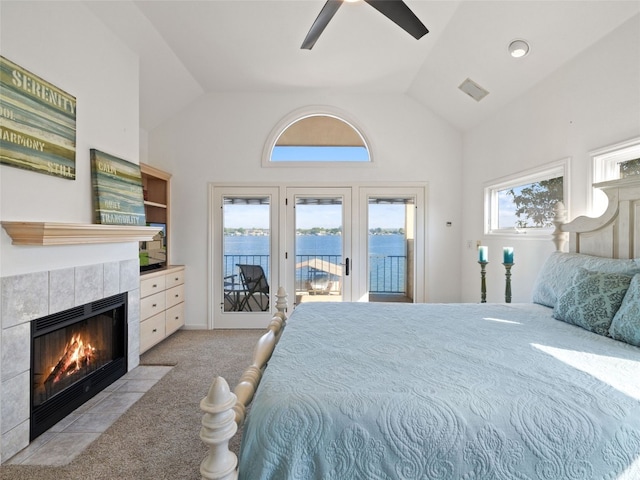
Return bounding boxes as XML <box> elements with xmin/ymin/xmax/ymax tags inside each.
<box><xmin>139</xmin><ymin>223</ymin><xmax>167</xmax><ymax>272</ymax></box>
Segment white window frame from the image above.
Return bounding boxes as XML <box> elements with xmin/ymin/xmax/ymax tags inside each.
<box><xmin>484</xmin><ymin>158</ymin><xmax>569</xmax><ymax>237</ymax></box>
<box><xmin>261</xmin><ymin>105</ymin><xmax>374</xmax><ymax>167</ymax></box>
<box><xmin>590</xmin><ymin>137</ymin><xmax>640</xmax><ymax>215</ymax></box>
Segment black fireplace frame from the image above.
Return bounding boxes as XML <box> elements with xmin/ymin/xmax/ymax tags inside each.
<box><xmin>30</xmin><ymin>292</ymin><xmax>128</xmax><ymax>440</ymax></box>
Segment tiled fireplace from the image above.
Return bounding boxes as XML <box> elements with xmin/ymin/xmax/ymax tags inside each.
<box><xmin>1</xmin><ymin>259</ymin><xmax>140</xmax><ymax>462</ymax></box>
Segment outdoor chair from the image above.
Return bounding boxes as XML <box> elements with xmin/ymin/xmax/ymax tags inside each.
<box><xmin>237</xmin><ymin>264</ymin><xmax>270</xmax><ymax>311</ymax></box>
<box><xmin>305</xmin><ymin>272</ymin><xmax>333</xmax><ymax>295</ymax></box>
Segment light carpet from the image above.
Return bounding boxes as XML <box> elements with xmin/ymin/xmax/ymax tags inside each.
<box><xmin>1</xmin><ymin>329</ymin><xmax>263</xmax><ymax>480</ymax></box>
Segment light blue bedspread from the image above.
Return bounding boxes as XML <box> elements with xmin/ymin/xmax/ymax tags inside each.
<box><xmin>238</xmin><ymin>302</ymin><xmax>640</xmax><ymax>479</ymax></box>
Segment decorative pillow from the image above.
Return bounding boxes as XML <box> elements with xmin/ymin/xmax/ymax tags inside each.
<box><xmin>553</xmin><ymin>268</ymin><xmax>632</xmax><ymax>335</ymax></box>
<box><xmin>609</xmin><ymin>274</ymin><xmax>640</xmax><ymax>347</ymax></box>
<box><xmin>532</xmin><ymin>252</ymin><xmax>640</xmax><ymax>308</ymax></box>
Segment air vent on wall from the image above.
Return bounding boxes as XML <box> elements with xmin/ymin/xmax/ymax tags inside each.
<box><xmin>458</xmin><ymin>78</ymin><xmax>489</xmax><ymax>102</ymax></box>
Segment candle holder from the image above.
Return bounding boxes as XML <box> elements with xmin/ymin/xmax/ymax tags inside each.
<box><xmin>478</xmin><ymin>261</ymin><xmax>488</xmax><ymax>303</ymax></box>
<box><xmin>503</xmin><ymin>263</ymin><xmax>514</xmax><ymax>303</ymax></box>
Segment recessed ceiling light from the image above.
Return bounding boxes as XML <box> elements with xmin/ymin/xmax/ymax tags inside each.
<box><xmin>508</xmin><ymin>39</ymin><xmax>530</xmax><ymax>58</ymax></box>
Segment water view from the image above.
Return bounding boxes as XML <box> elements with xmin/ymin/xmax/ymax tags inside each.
<box><xmin>224</xmin><ymin>233</ymin><xmax>407</xmax><ymax>293</ymax></box>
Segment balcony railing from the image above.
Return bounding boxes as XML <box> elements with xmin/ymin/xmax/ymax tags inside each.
<box><xmin>223</xmin><ymin>254</ymin><xmax>269</xmax><ymax>280</ymax></box>
<box><xmin>369</xmin><ymin>255</ymin><xmax>406</xmax><ymax>293</ymax></box>
<box><xmin>223</xmin><ymin>254</ymin><xmax>407</xmax><ymax>294</ymax></box>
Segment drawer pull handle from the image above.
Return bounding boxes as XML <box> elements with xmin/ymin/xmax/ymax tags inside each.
<box><xmin>175</xmin><ymin>294</ymin><xmax>179</xmax><ymax>298</ymax></box>
<box><xmin>152</xmin><ymin>303</ymin><xmax>157</xmax><ymax>307</ymax></box>
<box><xmin>175</xmin><ymin>277</ymin><xmax>179</xmax><ymax>281</ymax></box>
<box><xmin>175</xmin><ymin>316</ymin><xmax>179</xmax><ymax>320</ymax></box>
<box><xmin>152</xmin><ymin>328</ymin><xmax>157</xmax><ymax>333</ymax></box>
<box><xmin>152</xmin><ymin>284</ymin><xmax>157</xmax><ymax>288</ymax></box>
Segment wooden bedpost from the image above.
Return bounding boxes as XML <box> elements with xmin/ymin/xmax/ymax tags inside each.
<box><xmin>200</xmin><ymin>287</ymin><xmax>288</xmax><ymax>480</ymax></box>
<box><xmin>275</xmin><ymin>286</ymin><xmax>287</xmax><ymax>316</ymax></box>
<box><xmin>552</xmin><ymin>201</ymin><xmax>568</xmax><ymax>252</ymax></box>
<box><xmin>199</xmin><ymin>377</ymin><xmax>238</xmax><ymax>480</ymax></box>
<box><xmin>233</xmin><ymin>287</ymin><xmax>288</xmax><ymax>424</ymax></box>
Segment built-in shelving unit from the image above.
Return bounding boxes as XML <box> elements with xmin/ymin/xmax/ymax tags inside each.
<box><xmin>138</xmin><ymin>163</ymin><xmax>185</xmax><ymax>348</ymax></box>
<box><xmin>140</xmin><ymin>162</ymin><xmax>172</xmax><ymax>268</ymax></box>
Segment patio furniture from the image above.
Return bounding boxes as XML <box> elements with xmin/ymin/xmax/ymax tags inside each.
<box><xmin>237</xmin><ymin>264</ymin><xmax>270</xmax><ymax>311</ymax></box>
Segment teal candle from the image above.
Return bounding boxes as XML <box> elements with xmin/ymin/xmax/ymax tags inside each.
<box><xmin>478</xmin><ymin>246</ymin><xmax>488</xmax><ymax>262</ymax></box>
<box><xmin>503</xmin><ymin>247</ymin><xmax>514</xmax><ymax>264</ymax></box>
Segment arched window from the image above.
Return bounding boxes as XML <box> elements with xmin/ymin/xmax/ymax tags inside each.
<box><xmin>263</xmin><ymin>107</ymin><xmax>372</xmax><ymax>166</ymax></box>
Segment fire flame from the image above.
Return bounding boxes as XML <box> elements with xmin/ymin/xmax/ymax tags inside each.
<box><xmin>50</xmin><ymin>334</ymin><xmax>96</xmax><ymax>383</ymax></box>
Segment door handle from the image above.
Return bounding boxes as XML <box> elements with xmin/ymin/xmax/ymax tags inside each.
<box><xmin>345</xmin><ymin>257</ymin><xmax>350</xmax><ymax>276</ymax></box>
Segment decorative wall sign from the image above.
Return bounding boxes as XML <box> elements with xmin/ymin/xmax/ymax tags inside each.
<box><xmin>90</xmin><ymin>149</ymin><xmax>146</xmax><ymax>225</ymax></box>
<box><xmin>0</xmin><ymin>56</ymin><xmax>76</xmax><ymax>179</ymax></box>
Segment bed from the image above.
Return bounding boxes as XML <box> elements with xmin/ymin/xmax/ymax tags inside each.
<box><xmin>199</xmin><ymin>177</ymin><xmax>640</xmax><ymax>480</ymax></box>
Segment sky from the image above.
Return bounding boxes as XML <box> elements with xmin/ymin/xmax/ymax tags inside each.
<box><xmin>224</xmin><ymin>203</ymin><xmax>406</xmax><ymax>230</ymax></box>
<box><xmin>498</xmin><ymin>190</ymin><xmax>518</xmax><ymax>228</ymax></box>
<box><xmin>271</xmin><ymin>146</ymin><xmax>369</xmax><ymax>162</ymax></box>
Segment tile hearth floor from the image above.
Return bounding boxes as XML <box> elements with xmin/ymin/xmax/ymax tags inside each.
<box><xmin>6</xmin><ymin>365</ymin><xmax>173</xmax><ymax>466</ymax></box>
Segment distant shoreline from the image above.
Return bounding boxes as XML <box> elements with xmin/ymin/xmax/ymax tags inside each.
<box><xmin>224</xmin><ymin>229</ymin><xmax>405</xmax><ymax>236</ymax></box>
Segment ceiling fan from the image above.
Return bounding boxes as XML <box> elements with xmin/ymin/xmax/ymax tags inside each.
<box><xmin>301</xmin><ymin>0</ymin><xmax>429</xmax><ymax>50</ymax></box>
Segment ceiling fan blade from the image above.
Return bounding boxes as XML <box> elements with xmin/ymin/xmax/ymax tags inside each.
<box><xmin>301</xmin><ymin>0</ymin><xmax>343</xmax><ymax>50</ymax></box>
<box><xmin>365</xmin><ymin>0</ymin><xmax>429</xmax><ymax>40</ymax></box>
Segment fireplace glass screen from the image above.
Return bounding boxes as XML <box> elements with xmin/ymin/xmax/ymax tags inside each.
<box><xmin>33</xmin><ymin>313</ymin><xmax>121</xmax><ymax>407</ymax></box>
<box><xmin>31</xmin><ymin>293</ymin><xmax>127</xmax><ymax>439</ymax></box>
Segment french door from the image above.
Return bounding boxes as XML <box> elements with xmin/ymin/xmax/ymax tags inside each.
<box><xmin>358</xmin><ymin>187</ymin><xmax>425</xmax><ymax>303</ymax></box>
<box><xmin>210</xmin><ymin>184</ymin><xmax>425</xmax><ymax>328</ymax></box>
<box><xmin>211</xmin><ymin>186</ymin><xmax>280</xmax><ymax>329</ymax></box>
<box><xmin>285</xmin><ymin>188</ymin><xmax>353</xmax><ymax>306</ymax></box>
<box><xmin>285</xmin><ymin>187</ymin><xmax>424</xmax><ymax>306</ymax></box>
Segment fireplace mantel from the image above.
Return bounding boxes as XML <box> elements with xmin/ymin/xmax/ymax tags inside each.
<box><xmin>1</xmin><ymin>222</ymin><xmax>161</xmax><ymax>245</ymax></box>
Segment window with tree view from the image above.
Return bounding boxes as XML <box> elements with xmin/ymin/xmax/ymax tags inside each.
<box><xmin>498</xmin><ymin>177</ymin><xmax>563</xmax><ymax>229</ymax></box>
<box><xmin>620</xmin><ymin>158</ymin><xmax>640</xmax><ymax>178</ymax></box>
<box><xmin>486</xmin><ymin>162</ymin><xmax>566</xmax><ymax>235</ymax></box>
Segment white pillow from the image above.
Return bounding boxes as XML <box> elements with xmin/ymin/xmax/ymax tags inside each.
<box><xmin>531</xmin><ymin>252</ymin><xmax>640</xmax><ymax>308</ymax></box>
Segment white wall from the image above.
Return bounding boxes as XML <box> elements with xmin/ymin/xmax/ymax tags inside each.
<box><xmin>149</xmin><ymin>92</ymin><xmax>462</xmax><ymax>328</ymax></box>
<box><xmin>0</xmin><ymin>2</ymin><xmax>140</xmax><ymax>461</ymax></box>
<box><xmin>140</xmin><ymin>128</ymin><xmax>149</xmax><ymax>165</ymax></box>
<box><xmin>460</xmin><ymin>15</ymin><xmax>640</xmax><ymax>303</ymax></box>
<box><xmin>0</xmin><ymin>1</ymin><xmax>140</xmax><ymax>277</ymax></box>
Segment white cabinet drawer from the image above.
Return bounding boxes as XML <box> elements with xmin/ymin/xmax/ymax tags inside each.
<box><xmin>165</xmin><ymin>269</ymin><xmax>185</xmax><ymax>289</ymax></box>
<box><xmin>141</xmin><ymin>291</ymin><xmax>166</xmax><ymax>320</ymax></box>
<box><xmin>141</xmin><ymin>275</ymin><xmax>166</xmax><ymax>298</ymax></box>
<box><xmin>165</xmin><ymin>303</ymin><xmax>184</xmax><ymax>335</ymax></box>
<box><xmin>140</xmin><ymin>312</ymin><xmax>166</xmax><ymax>353</ymax></box>
<box><xmin>138</xmin><ymin>265</ymin><xmax>185</xmax><ymax>354</ymax></box>
<box><xmin>166</xmin><ymin>284</ymin><xmax>184</xmax><ymax>309</ymax></box>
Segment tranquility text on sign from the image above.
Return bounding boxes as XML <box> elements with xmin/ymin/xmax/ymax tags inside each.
<box><xmin>90</xmin><ymin>149</ymin><xmax>146</xmax><ymax>226</ymax></box>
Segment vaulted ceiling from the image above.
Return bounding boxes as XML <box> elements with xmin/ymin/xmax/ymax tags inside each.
<box><xmin>85</xmin><ymin>0</ymin><xmax>640</xmax><ymax>132</ymax></box>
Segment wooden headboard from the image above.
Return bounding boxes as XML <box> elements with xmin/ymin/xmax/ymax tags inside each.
<box><xmin>553</xmin><ymin>177</ymin><xmax>640</xmax><ymax>259</ymax></box>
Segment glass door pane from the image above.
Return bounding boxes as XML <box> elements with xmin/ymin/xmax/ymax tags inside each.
<box><xmin>212</xmin><ymin>186</ymin><xmax>279</xmax><ymax>330</ymax></box>
<box><xmin>287</xmin><ymin>189</ymin><xmax>351</xmax><ymax>306</ymax></box>
<box><xmin>222</xmin><ymin>196</ymin><xmax>271</xmax><ymax>313</ymax></box>
<box><xmin>367</xmin><ymin>196</ymin><xmax>416</xmax><ymax>303</ymax></box>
